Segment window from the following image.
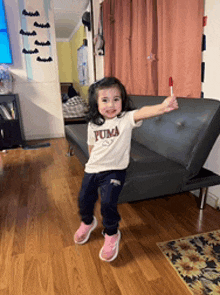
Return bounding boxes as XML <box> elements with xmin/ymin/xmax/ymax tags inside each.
<box><xmin>0</xmin><ymin>0</ymin><xmax>12</xmax><ymax>64</ymax></box>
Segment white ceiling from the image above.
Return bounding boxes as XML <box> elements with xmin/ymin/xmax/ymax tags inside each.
<box><xmin>53</xmin><ymin>0</ymin><xmax>90</xmax><ymax>40</ymax></box>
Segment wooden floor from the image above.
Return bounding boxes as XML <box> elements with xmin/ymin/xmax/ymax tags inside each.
<box><xmin>0</xmin><ymin>138</ymin><xmax>219</xmax><ymax>295</ymax></box>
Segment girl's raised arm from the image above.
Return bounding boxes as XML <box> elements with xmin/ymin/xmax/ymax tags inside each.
<box><xmin>134</xmin><ymin>95</ymin><xmax>178</xmax><ymax>123</ymax></box>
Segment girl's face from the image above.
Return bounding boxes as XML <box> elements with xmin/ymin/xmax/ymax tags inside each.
<box><xmin>97</xmin><ymin>86</ymin><xmax>122</xmax><ymax>120</ymax></box>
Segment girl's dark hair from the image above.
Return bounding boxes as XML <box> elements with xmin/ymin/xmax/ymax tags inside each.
<box><xmin>86</xmin><ymin>77</ymin><xmax>134</xmax><ymax>125</ymax></box>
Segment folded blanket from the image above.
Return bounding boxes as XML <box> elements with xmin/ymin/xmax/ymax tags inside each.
<box><xmin>62</xmin><ymin>96</ymin><xmax>88</xmax><ymax>118</ymax></box>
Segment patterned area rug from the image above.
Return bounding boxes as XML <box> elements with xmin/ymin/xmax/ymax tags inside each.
<box><xmin>157</xmin><ymin>230</ymin><xmax>220</xmax><ymax>295</ymax></box>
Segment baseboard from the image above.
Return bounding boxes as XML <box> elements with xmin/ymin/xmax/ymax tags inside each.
<box><xmin>24</xmin><ymin>133</ymin><xmax>64</xmax><ymax>141</ymax></box>
<box><xmin>191</xmin><ymin>189</ymin><xmax>219</xmax><ymax>209</ymax></box>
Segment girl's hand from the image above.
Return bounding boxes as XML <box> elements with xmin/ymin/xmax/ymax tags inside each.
<box><xmin>163</xmin><ymin>95</ymin><xmax>178</xmax><ymax>113</ymax></box>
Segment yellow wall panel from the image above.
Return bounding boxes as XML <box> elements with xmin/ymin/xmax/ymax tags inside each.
<box><xmin>56</xmin><ymin>42</ymin><xmax>73</xmax><ymax>83</ymax></box>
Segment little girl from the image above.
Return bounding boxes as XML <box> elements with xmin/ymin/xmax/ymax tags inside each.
<box><xmin>74</xmin><ymin>77</ymin><xmax>178</xmax><ymax>262</ymax></box>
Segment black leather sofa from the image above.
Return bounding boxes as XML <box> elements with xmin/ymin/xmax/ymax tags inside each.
<box><xmin>65</xmin><ymin>95</ymin><xmax>220</xmax><ymax>209</ymax></box>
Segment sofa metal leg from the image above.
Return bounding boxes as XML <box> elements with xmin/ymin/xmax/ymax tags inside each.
<box><xmin>199</xmin><ymin>187</ymin><xmax>208</xmax><ymax>210</ymax></box>
<box><xmin>66</xmin><ymin>144</ymin><xmax>74</xmax><ymax>157</ymax></box>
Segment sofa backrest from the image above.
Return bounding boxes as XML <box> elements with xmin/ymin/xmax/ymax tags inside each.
<box><xmin>130</xmin><ymin>95</ymin><xmax>220</xmax><ymax>178</ymax></box>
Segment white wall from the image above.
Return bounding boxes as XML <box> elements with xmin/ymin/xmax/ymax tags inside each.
<box><xmin>85</xmin><ymin>0</ymin><xmax>104</xmax><ymax>82</ymax></box>
<box><xmin>85</xmin><ymin>2</ymin><xmax>95</xmax><ymax>85</ymax></box>
<box><xmin>4</xmin><ymin>0</ymin><xmax>64</xmax><ymax>140</ymax></box>
<box><xmin>92</xmin><ymin>0</ymin><xmax>104</xmax><ymax>80</ymax></box>
<box><xmin>202</xmin><ymin>0</ymin><xmax>220</xmax><ymax>207</ymax></box>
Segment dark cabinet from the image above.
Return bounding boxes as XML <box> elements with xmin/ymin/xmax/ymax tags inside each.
<box><xmin>0</xmin><ymin>94</ymin><xmax>24</xmax><ymax>150</ymax></box>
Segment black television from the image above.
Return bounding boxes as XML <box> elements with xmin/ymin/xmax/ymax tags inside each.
<box><xmin>0</xmin><ymin>0</ymin><xmax>13</xmax><ymax>64</ymax></box>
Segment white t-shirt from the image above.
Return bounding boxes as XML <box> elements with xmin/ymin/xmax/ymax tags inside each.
<box><xmin>85</xmin><ymin>110</ymin><xmax>142</xmax><ymax>173</ymax></box>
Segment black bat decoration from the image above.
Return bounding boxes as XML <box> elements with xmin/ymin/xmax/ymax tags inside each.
<box><xmin>22</xmin><ymin>9</ymin><xmax>40</xmax><ymax>17</ymax></box>
<box><xmin>22</xmin><ymin>48</ymin><xmax>39</xmax><ymax>54</ymax></box>
<box><xmin>34</xmin><ymin>22</ymin><xmax>50</xmax><ymax>28</ymax></box>
<box><xmin>36</xmin><ymin>56</ymin><xmax>53</xmax><ymax>62</ymax></box>
<box><xmin>35</xmin><ymin>40</ymin><xmax>51</xmax><ymax>46</ymax></box>
<box><xmin>20</xmin><ymin>29</ymin><xmax>37</xmax><ymax>36</ymax></box>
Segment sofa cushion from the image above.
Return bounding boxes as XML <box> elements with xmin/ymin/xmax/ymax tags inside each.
<box><xmin>130</xmin><ymin>96</ymin><xmax>220</xmax><ymax>178</ymax></box>
<box><xmin>118</xmin><ymin>140</ymin><xmax>188</xmax><ymax>203</ymax></box>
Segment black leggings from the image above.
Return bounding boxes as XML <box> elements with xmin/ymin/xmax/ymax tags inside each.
<box><xmin>78</xmin><ymin>169</ymin><xmax>126</xmax><ymax>235</ymax></box>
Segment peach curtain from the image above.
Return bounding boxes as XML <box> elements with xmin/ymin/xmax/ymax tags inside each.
<box><xmin>103</xmin><ymin>0</ymin><xmax>204</xmax><ymax>97</ymax></box>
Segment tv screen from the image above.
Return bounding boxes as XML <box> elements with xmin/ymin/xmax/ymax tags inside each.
<box><xmin>0</xmin><ymin>0</ymin><xmax>12</xmax><ymax>64</ymax></box>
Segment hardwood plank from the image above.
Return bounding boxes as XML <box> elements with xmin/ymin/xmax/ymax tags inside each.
<box><xmin>50</xmin><ymin>249</ymin><xmax>72</xmax><ymax>295</ymax></box>
<box><xmin>9</xmin><ymin>254</ymin><xmax>24</xmax><ymax>295</ymax></box>
<box><xmin>63</xmin><ymin>246</ymin><xmax>92</xmax><ymax>295</ymax></box>
<box><xmin>0</xmin><ymin>189</ymin><xmax>17</xmax><ymax>291</ymax></box>
<box><xmin>0</xmin><ymin>289</ymin><xmax>9</xmax><ymax>295</ymax></box>
<box><xmin>23</xmin><ymin>253</ymin><xmax>54</xmax><ymax>295</ymax></box>
<box><xmin>12</xmin><ymin>205</ymin><xmax>28</xmax><ymax>256</ymax></box>
<box><xmin>109</xmin><ymin>262</ymin><xmax>154</xmax><ymax>295</ymax></box>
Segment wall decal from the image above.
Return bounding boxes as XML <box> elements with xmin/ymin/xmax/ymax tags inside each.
<box><xmin>202</xmin><ymin>34</ymin><xmax>206</xmax><ymax>51</ymax></box>
<box><xmin>35</xmin><ymin>40</ymin><xmax>51</xmax><ymax>46</ymax></box>
<box><xmin>22</xmin><ymin>48</ymin><xmax>39</xmax><ymax>54</ymax></box>
<box><xmin>18</xmin><ymin>0</ymin><xmax>55</xmax><ymax>82</ymax></box>
<box><xmin>34</xmin><ymin>21</ymin><xmax>50</xmax><ymax>28</ymax></box>
<box><xmin>22</xmin><ymin>9</ymin><xmax>40</xmax><ymax>17</ymax></box>
<box><xmin>201</xmin><ymin>62</ymin><xmax>205</xmax><ymax>82</ymax></box>
<box><xmin>20</xmin><ymin>29</ymin><xmax>37</xmax><ymax>36</ymax></box>
<box><xmin>36</xmin><ymin>56</ymin><xmax>53</xmax><ymax>62</ymax></box>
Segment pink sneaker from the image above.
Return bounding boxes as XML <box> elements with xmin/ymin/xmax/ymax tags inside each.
<box><xmin>99</xmin><ymin>230</ymin><xmax>121</xmax><ymax>262</ymax></box>
<box><xmin>74</xmin><ymin>217</ymin><xmax>97</xmax><ymax>244</ymax></box>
